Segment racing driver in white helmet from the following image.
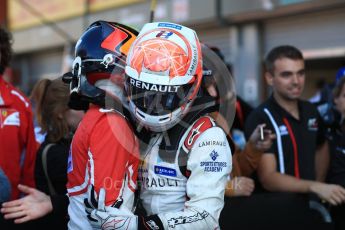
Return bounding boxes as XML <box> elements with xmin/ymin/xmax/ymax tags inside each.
<box><xmin>85</xmin><ymin>22</ymin><xmax>232</xmax><ymax>230</ymax></box>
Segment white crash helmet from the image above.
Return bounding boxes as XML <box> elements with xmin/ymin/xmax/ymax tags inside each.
<box><xmin>125</xmin><ymin>22</ymin><xmax>203</xmax><ymax>132</ymax></box>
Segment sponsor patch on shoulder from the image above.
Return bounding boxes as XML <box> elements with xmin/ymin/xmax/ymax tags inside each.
<box><xmin>184</xmin><ymin>117</ymin><xmax>213</xmax><ymax>151</ymax></box>
<box><xmin>198</xmin><ymin>140</ymin><xmax>227</xmax><ymax>148</ymax></box>
<box><xmin>200</xmin><ymin>150</ymin><xmax>227</xmax><ymax>172</ymax></box>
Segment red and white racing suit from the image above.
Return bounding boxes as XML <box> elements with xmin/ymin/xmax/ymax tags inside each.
<box><xmin>139</xmin><ymin>115</ymin><xmax>232</xmax><ymax>229</ymax></box>
<box><xmin>67</xmin><ymin>106</ymin><xmax>139</xmax><ymax>230</ymax></box>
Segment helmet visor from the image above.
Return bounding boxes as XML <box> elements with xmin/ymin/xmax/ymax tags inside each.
<box><xmin>125</xmin><ymin>77</ymin><xmax>193</xmax><ymax>115</ymax></box>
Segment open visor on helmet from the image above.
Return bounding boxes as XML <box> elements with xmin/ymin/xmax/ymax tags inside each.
<box><xmin>125</xmin><ymin>76</ymin><xmax>194</xmax><ymax>115</ymax></box>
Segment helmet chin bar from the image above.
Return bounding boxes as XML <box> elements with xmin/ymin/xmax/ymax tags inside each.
<box><xmin>79</xmin><ymin>76</ymin><xmax>106</xmax><ymax>107</ymax></box>
<box><xmin>129</xmin><ymin>100</ymin><xmax>191</xmax><ymax>132</ymax></box>
<box><xmin>62</xmin><ymin>71</ymin><xmax>87</xmax><ymax>110</ymax></box>
<box><xmin>68</xmin><ymin>93</ymin><xmax>90</xmax><ymax>111</ymax></box>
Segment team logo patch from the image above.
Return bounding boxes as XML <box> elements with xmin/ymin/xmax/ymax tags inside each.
<box><xmin>279</xmin><ymin>125</ymin><xmax>288</xmax><ymax>136</ymax></box>
<box><xmin>188</xmin><ymin>122</ymin><xmax>204</xmax><ymax>146</ymax></box>
<box><xmin>200</xmin><ymin>150</ymin><xmax>227</xmax><ymax>172</ymax></box>
<box><xmin>0</xmin><ymin>109</ymin><xmax>20</xmax><ymax>127</ymax></box>
<box><xmin>308</xmin><ymin>118</ymin><xmax>318</xmax><ymax>131</ymax></box>
<box><xmin>154</xmin><ymin>166</ymin><xmax>177</xmax><ymax>177</ymax></box>
<box><xmin>210</xmin><ymin>150</ymin><xmax>219</xmax><ymax>161</ymax></box>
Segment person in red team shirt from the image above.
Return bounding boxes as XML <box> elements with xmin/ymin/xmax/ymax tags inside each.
<box><xmin>0</xmin><ymin>27</ymin><xmax>38</xmax><ymax>200</ymax></box>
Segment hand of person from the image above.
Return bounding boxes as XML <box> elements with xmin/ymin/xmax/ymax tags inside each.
<box><xmin>1</xmin><ymin>184</ymin><xmax>53</xmax><ymax>224</ymax></box>
<box><xmin>248</xmin><ymin>124</ymin><xmax>276</xmax><ymax>152</ymax></box>
<box><xmin>310</xmin><ymin>182</ymin><xmax>345</xmax><ymax>206</ymax></box>
<box><xmin>231</xmin><ymin>177</ymin><xmax>255</xmax><ymax>197</ymax></box>
<box><xmin>206</xmin><ymin>84</ymin><xmax>218</xmax><ymax>97</ymax></box>
<box><xmin>84</xmin><ymin>186</ymin><xmax>137</xmax><ymax>230</ymax></box>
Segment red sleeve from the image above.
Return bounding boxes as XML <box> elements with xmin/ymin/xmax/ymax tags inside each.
<box><xmin>21</xmin><ymin>106</ymin><xmax>39</xmax><ymax>188</ymax></box>
<box><xmin>89</xmin><ymin>113</ymin><xmax>138</xmax><ymax>206</ymax></box>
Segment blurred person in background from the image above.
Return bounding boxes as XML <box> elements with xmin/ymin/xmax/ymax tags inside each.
<box><xmin>224</xmin><ymin>123</ymin><xmax>275</xmax><ymax>197</ymax></box>
<box><xmin>0</xmin><ymin>27</ymin><xmax>38</xmax><ymax>200</ymax></box>
<box><xmin>224</xmin><ymin>45</ymin><xmax>345</xmax><ymax>229</ymax></box>
<box><xmin>245</xmin><ymin>45</ymin><xmax>345</xmax><ymax>211</ymax></box>
<box><xmin>325</xmin><ymin>76</ymin><xmax>345</xmax><ymax>229</ymax></box>
<box><xmin>206</xmin><ymin>45</ymin><xmax>253</xmax><ymax>149</ymax></box>
<box><xmin>311</xmin><ymin>67</ymin><xmax>345</xmax><ymax>129</ymax></box>
<box><xmin>201</xmin><ymin>46</ymin><xmax>276</xmax><ymax>197</ymax></box>
<box><xmin>29</xmin><ymin>78</ymin><xmax>48</xmax><ymax>144</ymax></box>
<box><xmin>1</xmin><ymin>77</ymin><xmax>84</xmax><ymax>230</ymax></box>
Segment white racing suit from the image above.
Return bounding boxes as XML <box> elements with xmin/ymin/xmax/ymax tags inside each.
<box><xmin>137</xmin><ymin>115</ymin><xmax>232</xmax><ymax>229</ymax></box>
<box><xmin>84</xmin><ymin>111</ymin><xmax>232</xmax><ymax>230</ymax></box>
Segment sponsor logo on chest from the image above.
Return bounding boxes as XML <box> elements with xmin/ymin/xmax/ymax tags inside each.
<box><xmin>154</xmin><ymin>165</ymin><xmax>177</xmax><ymax>177</ymax></box>
<box><xmin>308</xmin><ymin>118</ymin><xmax>318</xmax><ymax>131</ymax></box>
<box><xmin>0</xmin><ymin>109</ymin><xmax>20</xmax><ymax>128</ymax></box>
<box><xmin>140</xmin><ymin>163</ymin><xmax>181</xmax><ymax>188</ymax></box>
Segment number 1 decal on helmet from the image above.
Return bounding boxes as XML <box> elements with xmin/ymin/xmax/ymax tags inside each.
<box><xmin>125</xmin><ymin>22</ymin><xmax>203</xmax><ymax>132</ymax></box>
